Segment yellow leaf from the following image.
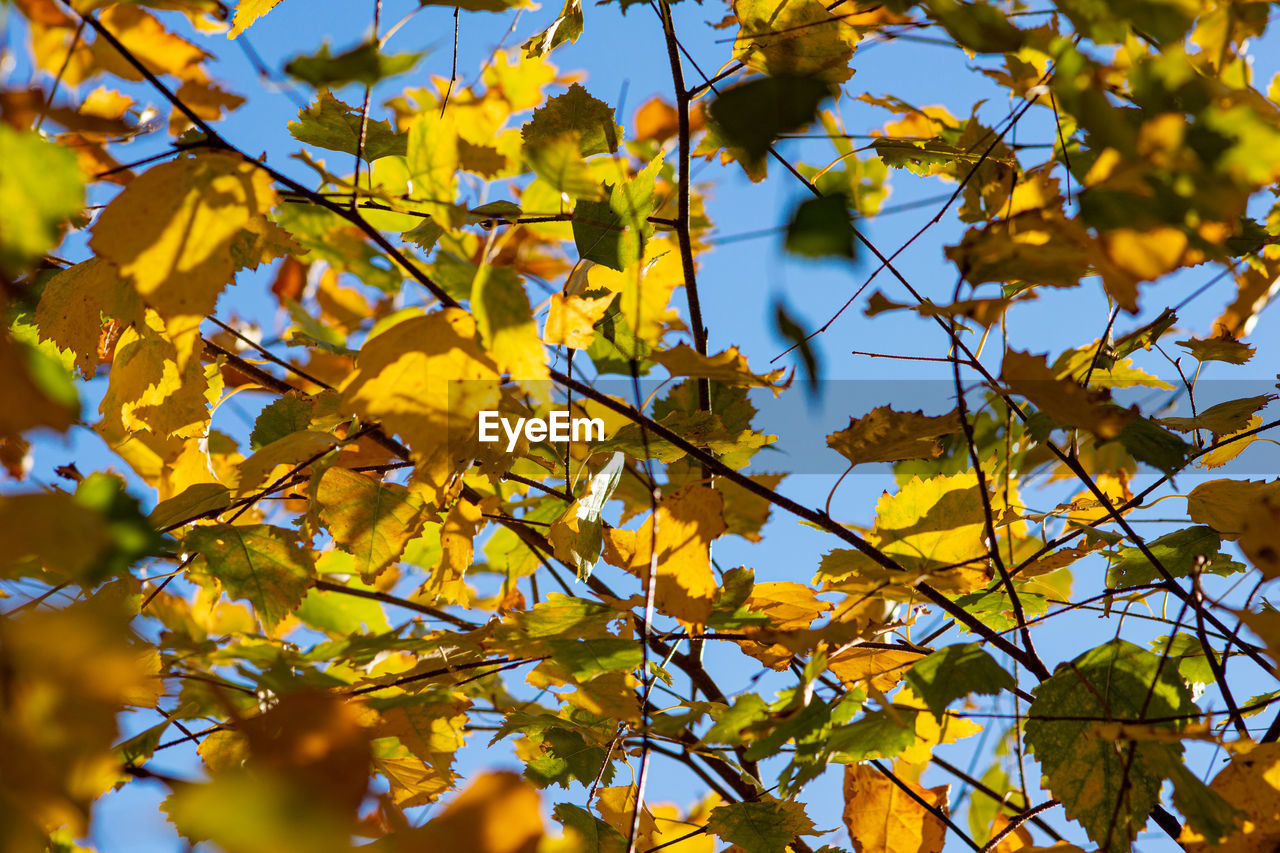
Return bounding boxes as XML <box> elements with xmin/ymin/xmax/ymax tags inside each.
<box><xmin>608</xmin><ymin>484</ymin><xmax>726</xmax><ymax>626</ymax></box>
<box><xmin>649</xmin><ymin>798</ymin><xmax>718</xmax><ymax>853</ymax></box>
<box><xmin>93</xmin><ymin>5</ymin><xmax>207</xmax><ymax>82</ymax></box>
<box><xmin>894</xmin><ymin>685</ymin><xmax>984</xmax><ymax>764</ymax></box>
<box><xmin>827</xmin><ymin>407</ymin><xmax>962</xmax><ymax>467</ymax></box>
<box><xmin>35</xmin><ymin>257</ymin><xmax>142</xmax><ymax>378</ymax></box>
<box><xmin>482</xmin><ymin>49</ymin><xmax>557</xmax><ymax>113</ymax></box>
<box><xmin>90</xmin><ymin>152</ymin><xmax>277</xmax><ymax>319</ymax></box>
<box><xmin>828</xmin><ymin>645</ymin><xmax>921</xmax><ymax>691</ymax></box>
<box><xmin>843</xmin><ymin>762</ymin><xmax>949</xmax><ymax>853</ymax></box>
<box><xmin>373</xmin><ymin>693</ymin><xmax>470</xmax><ymax>807</ymax></box>
<box><xmin>1187</xmin><ymin>479</ymin><xmax>1280</xmax><ymax>539</ymax></box>
<box><xmin>597</xmin><ymin>785</ymin><xmax>658</xmax><ymax>846</ymax></box>
<box><xmin>737</xmin><ymin>581</ymin><xmax>834</xmax><ymax>668</ymax></box>
<box><xmin>544</xmin><ymin>291</ymin><xmax>613</xmax><ymax>348</ymax></box>
<box><xmin>1098</xmin><ymin>226</ymin><xmax>1188</xmax><ymax>310</ymax></box>
<box><xmin>875</xmin><ymin>470</ymin><xmax>990</xmax><ymax>583</ymax></box>
<box><xmin>98</xmin><ymin>312</ymin><xmax>218</xmax><ymax>439</ymax></box>
<box><xmin>238</xmin><ymin>690</ymin><xmax>374</xmax><ymax>816</ymax></box>
<box><xmin>1063</xmin><ymin>472</ymin><xmax>1133</xmax><ymax>526</ymax></box>
<box><xmin>339</xmin><ymin>309</ymin><xmax>502</xmax><ymax>476</ymax></box>
<box><xmin>1180</xmin><ymin>743</ymin><xmax>1280</xmax><ymax>852</ymax></box>
<box><xmin>406</xmin><ymin>110</ymin><xmax>463</xmax><ymax>228</ymax></box>
<box><xmin>988</xmin><ymin>813</ymin><xmax>1033</xmax><ymax>853</ymax></box>
<box><xmin>171</xmin><ymin>80</ymin><xmax>246</xmax><ymax>133</ymax></box>
<box><xmin>731</xmin><ymin>0</ymin><xmax>860</xmax><ymax>83</ymax></box>
<box><xmin>1002</xmin><ymin>350</ymin><xmax>1137</xmax><ymax>439</ymax></box>
<box><xmin>1215</xmin><ymin>255</ymin><xmax>1280</xmax><ymax>338</ymax></box>
<box><xmin>0</xmin><ymin>593</ymin><xmax>159</xmax><ymax>847</ymax></box>
<box><xmin>1239</xmin><ymin>493</ymin><xmax>1280</xmax><ymax>578</ymax></box>
<box><xmin>1199</xmin><ymin>415</ymin><xmax>1264</xmax><ymax>470</ymax></box>
<box><xmin>316</xmin><ymin>466</ymin><xmax>427</xmax><ymax>582</ymax></box>
<box><xmin>585</xmin><ymin>242</ymin><xmax>684</xmax><ymax>347</ymax></box>
<box><xmin>384</xmin><ymin>771</ymin><xmax>544</xmax><ymax>853</ymax></box>
<box><xmin>421</xmin><ymin>497</ymin><xmax>482</xmax><ymax>605</ymax></box>
<box><xmin>228</xmin><ymin>0</ymin><xmax>285</xmax><ymax>37</ymax></box>
<box><xmin>649</xmin><ymin>344</ymin><xmax>789</xmax><ymax>393</ymax></box>
<box><xmin>0</xmin><ymin>491</ymin><xmax>113</xmax><ymax>582</ymax></box>
<box><xmin>473</xmin><ymin>267</ymin><xmax>549</xmax><ymax>386</ymax></box>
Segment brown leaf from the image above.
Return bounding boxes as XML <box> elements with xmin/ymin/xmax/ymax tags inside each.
<box><xmin>1002</xmin><ymin>350</ymin><xmax>1137</xmax><ymax>439</ymax></box>
<box><xmin>843</xmin><ymin>762</ymin><xmax>949</xmax><ymax>853</ymax></box>
<box><xmin>827</xmin><ymin>406</ymin><xmax>962</xmax><ymax>467</ymax></box>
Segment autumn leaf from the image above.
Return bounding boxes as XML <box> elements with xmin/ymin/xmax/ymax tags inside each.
<box><xmin>90</xmin><ymin>152</ymin><xmax>278</xmax><ymax>319</ymax></box>
<box><xmin>843</xmin><ymin>762</ymin><xmax>948</xmax><ymax>853</ymax></box>
<box><xmin>0</xmin><ymin>125</ymin><xmax>83</xmax><ymax>275</ymax></box>
<box><xmin>186</xmin><ymin>524</ymin><xmax>316</xmax><ymax>630</ymax></box>
<box><xmin>827</xmin><ymin>407</ymin><xmax>962</xmax><ymax>467</ymax></box>
<box><xmin>707</xmin><ymin>798</ymin><xmax>816</xmax><ymax>853</ymax></box>
<box><xmin>316</xmin><ymin>466</ymin><xmax>428</xmax><ymax>582</ymax></box>
<box><xmin>1026</xmin><ymin>640</ymin><xmax>1201</xmax><ymax>849</ymax></box>
<box><xmin>228</xmin><ymin>0</ymin><xmax>286</xmax><ymax>37</ymax></box>
<box><xmin>605</xmin><ymin>483</ymin><xmax>726</xmax><ymax>626</ymax></box>
<box><xmin>1002</xmin><ymin>350</ymin><xmax>1137</xmax><ymax>439</ymax></box>
<box><xmin>650</xmin><ymin>344</ymin><xmax>789</xmax><ymax>392</ymax></box>
<box><xmin>381</xmin><ymin>771</ymin><xmax>544</xmax><ymax>853</ymax></box>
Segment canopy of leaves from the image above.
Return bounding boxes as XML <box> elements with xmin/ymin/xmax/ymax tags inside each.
<box><xmin>4</xmin><ymin>0</ymin><xmax>1280</xmax><ymax>851</ymax></box>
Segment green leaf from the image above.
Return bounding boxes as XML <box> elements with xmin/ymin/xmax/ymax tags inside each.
<box><xmin>522</xmin><ymin>83</ymin><xmax>620</xmax><ymax>157</ymax></box>
<box><xmin>0</xmin><ymin>126</ymin><xmax>83</xmax><ymax>275</ymax></box>
<box><xmin>773</xmin><ymin>301</ymin><xmax>821</xmax><ymax>395</ymax></box>
<box><xmin>1150</xmin><ymin>634</ymin><xmax>1218</xmax><ymax>687</ymax></box>
<box><xmin>284</xmin><ymin>41</ymin><xmax>422</xmax><ymax>88</ymax></box>
<box><xmin>827</xmin><ymin>708</ymin><xmax>920</xmax><ymax>762</ymax></box>
<box><xmin>524</xmin><ymin>135</ymin><xmax>605</xmax><ymax>200</ymax></box>
<box><xmin>315</xmin><ymin>467</ymin><xmax>427</xmax><ymax>583</ymax></box>
<box><xmin>572</xmin><ymin>153</ymin><xmax>663</xmax><ymax>271</ymax></box>
<box><xmin>1025</xmin><ymin>639</ymin><xmax>1198</xmax><ymax>850</ymax></box>
<box><xmin>1114</xmin><ymin>417</ymin><xmax>1194</xmax><ymax>476</ymax></box>
<box><xmin>706</xmin><ymin>694</ymin><xmax>770</xmax><ymax>745</ymax></box>
<box><xmin>707</xmin><ymin>799</ymin><xmax>816</xmax><ymax>853</ymax></box>
<box><xmin>73</xmin><ymin>473</ymin><xmax>168</xmax><ymax>583</ymax></box>
<box><xmin>1055</xmin><ymin>0</ymin><xmax>1199</xmax><ymax>45</ymax></box>
<box><xmin>926</xmin><ymin>0</ymin><xmax>1025</xmax><ymax>53</ymax></box>
<box><xmin>1149</xmin><ymin>750</ymin><xmax>1242</xmax><ymax>844</ymax></box>
<box><xmin>1105</xmin><ymin>526</ymin><xmax>1245</xmax><ymax>586</ymax></box>
<box><xmin>904</xmin><ymin>643</ymin><xmax>1015</xmax><ymax>718</ymax></box>
<box><xmin>288</xmin><ymin>91</ymin><xmax>407</xmax><ymax>161</ymax></box>
<box><xmin>544</xmin><ymin>638</ymin><xmax>642</xmax><ymax>680</ymax></box>
<box><xmin>521</xmin><ymin>0</ymin><xmax>584</xmax><ymax>58</ymax></box>
<box><xmin>524</xmin><ymin>727</ymin><xmax>611</xmax><ymax>788</ymax></box>
<box><xmin>585</xmin><ymin>293</ymin><xmax>652</xmax><ymax>371</ymax></box>
<box><xmin>708</xmin><ymin>76</ymin><xmax>834</xmax><ymax>169</ymax></box>
<box><xmin>953</xmin><ymin>588</ymin><xmax>1049</xmax><ymax>633</ymax></box>
<box><xmin>294</xmin><ymin>572</ymin><xmax>391</xmax><ymax>636</ymax></box>
<box><xmin>250</xmin><ymin>392</ymin><xmax>316</xmax><ymax>450</ymax></box>
<box><xmin>556</xmin><ymin>453</ymin><xmax>625</xmax><ymax>580</ymax></box>
<box><xmin>784</xmin><ymin>193</ymin><xmax>856</xmax><ymax>259</ymax></box>
<box><xmin>186</xmin><ymin>524</ymin><xmax>316</xmax><ymax>629</ymax></box>
<box><xmin>403</xmin><ymin>218</ymin><xmax>444</xmax><ymax>251</ymax></box>
<box><xmin>116</xmin><ymin>720</ymin><xmax>169</xmax><ymax>770</ymax></box>
<box><xmin>553</xmin><ymin>804</ymin><xmax>627</xmax><ymax>853</ymax></box>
